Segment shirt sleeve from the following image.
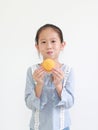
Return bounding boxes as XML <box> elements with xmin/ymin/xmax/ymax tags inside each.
<box><xmin>25</xmin><ymin>67</ymin><xmax>40</xmax><ymax>110</ymax></box>
<box><xmin>56</xmin><ymin>67</ymin><xmax>74</xmax><ymax>109</ymax></box>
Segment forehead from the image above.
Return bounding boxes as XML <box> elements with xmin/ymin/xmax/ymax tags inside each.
<box><xmin>38</xmin><ymin>27</ymin><xmax>60</xmax><ymax>39</ymax></box>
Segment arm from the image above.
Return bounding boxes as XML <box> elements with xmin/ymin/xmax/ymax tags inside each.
<box><xmin>25</xmin><ymin>67</ymin><xmax>40</xmax><ymax>110</ymax></box>
<box><xmin>57</xmin><ymin>68</ymin><xmax>74</xmax><ymax>109</ymax></box>
<box><xmin>52</xmin><ymin>68</ymin><xmax>64</xmax><ymax>97</ymax></box>
<box><xmin>32</xmin><ymin>67</ymin><xmax>45</xmax><ymax>98</ymax></box>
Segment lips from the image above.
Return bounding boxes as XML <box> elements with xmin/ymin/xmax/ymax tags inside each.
<box><xmin>47</xmin><ymin>51</ymin><xmax>53</xmax><ymax>55</ymax></box>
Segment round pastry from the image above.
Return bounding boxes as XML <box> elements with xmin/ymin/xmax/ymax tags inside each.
<box><xmin>42</xmin><ymin>58</ymin><xmax>55</xmax><ymax>72</ymax></box>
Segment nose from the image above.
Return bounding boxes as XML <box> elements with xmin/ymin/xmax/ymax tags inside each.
<box><xmin>46</xmin><ymin>42</ymin><xmax>52</xmax><ymax>49</ymax></box>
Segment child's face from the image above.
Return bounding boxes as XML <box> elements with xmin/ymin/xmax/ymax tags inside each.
<box><xmin>36</xmin><ymin>28</ymin><xmax>65</xmax><ymax>61</ymax></box>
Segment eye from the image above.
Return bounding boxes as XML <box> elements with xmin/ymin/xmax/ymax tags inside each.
<box><xmin>51</xmin><ymin>40</ymin><xmax>56</xmax><ymax>43</ymax></box>
<box><xmin>41</xmin><ymin>41</ymin><xmax>46</xmax><ymax>44</ymax></box>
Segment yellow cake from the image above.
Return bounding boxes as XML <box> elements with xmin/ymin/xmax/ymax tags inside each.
<box><xmin>42</xmin><ymin>58</ymin><xmax>55</xmax><ymax>72</ymax></box>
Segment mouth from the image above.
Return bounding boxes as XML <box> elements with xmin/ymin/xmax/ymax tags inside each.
<box><xmin>47</xmin><ymin>51</ymin><xmax>53</xmax><ymax>55</ymax></box>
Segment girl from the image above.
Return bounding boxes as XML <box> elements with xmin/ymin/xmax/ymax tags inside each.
<box><xmin>25</xmin><ymin>24</ymin><xmax>74</xmax><ymax>130</ymax></box>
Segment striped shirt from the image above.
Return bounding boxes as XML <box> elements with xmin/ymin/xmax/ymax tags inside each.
<box><xmin>25</xmin><ymin>64</ymin><xmax>74</xmax><ymax>130</ymax></box>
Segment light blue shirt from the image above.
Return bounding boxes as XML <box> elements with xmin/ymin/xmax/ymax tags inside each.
<box><xmin>25</xmin><ymin>64</ymin><xmax>74</xmax><ymax>130</ymax></box>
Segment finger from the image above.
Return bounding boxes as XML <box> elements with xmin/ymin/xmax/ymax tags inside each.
<box><xmin>36</xmin><ymin>66</ymin><xmax>44</xmax><ymax>72</ymax></box>
<box><xmin>52</xmin><ymin>68</ymin><xmax>63</xmax><ymax>75</ymax></box>
<box><xmin>53</xmin><ymin>74</ymin><xmax>64</xmax><ymax>82</ymax></box>
<box><xmin>33</xmin><ymin>68</ymin><xmax>45</xmax><ymax>79</ymax></box>
<box><xmin>35</xmin><ymin>67</ymin><xmax>45</xmax><ymax>75</ymax></box>
<box><xmin>37</xmin><ymin>71</ymin><xmax>46</xmax><ymax>78</ymax></box>
<box><xmin>52</xmin><ymin>69</ymin><xmax>64</xmax><ymax>78</ymax></box>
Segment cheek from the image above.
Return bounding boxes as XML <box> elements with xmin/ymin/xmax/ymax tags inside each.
<box><xmin>39</xmin><ymin>48</ymin><xmax>45</xmax><ymax>53</ymax></box>
<box><xmin>54</xmin><ymin>45</ymin><xmax>61</xmax><ymax>50</ymax></box>
<box><xmin>39</xmin><ymin>49</ymin><xmax>44</xmax><ymax>53</ymax></box>
<box><xmin>38</xmin><ymin>45</ymin><xmax>44</xmax><ymax>51</ymax></box>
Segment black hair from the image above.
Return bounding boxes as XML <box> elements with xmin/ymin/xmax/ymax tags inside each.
<box><xmin>35</xmin><ymin>24</ymin><xmax>64</xmax><ymax>44</ymax></box>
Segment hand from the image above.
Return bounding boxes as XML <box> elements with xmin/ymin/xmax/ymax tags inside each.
<box><xmin>52</xmin><ymin>67</ymin><xmax>64</xmax><ymax>87</ymax></box>
<box><xmin>33</xmin><ymin>67</ymin><xmax>46</xmax><ymax>86</ymax></box>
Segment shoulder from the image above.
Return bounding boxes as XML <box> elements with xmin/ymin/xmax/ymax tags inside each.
<box><xmin>62</xmin><ymin>64</ymin><xmax>72</xmax><ymax>72</ymax></box>
<box><xmin>62</xmin><ymin>64</ymin><xmax>74</xmax><ymax>77</ymax></box>
<box><xmin>62</xmin><ymin>64</ymin><xmax>74</xmax><ymax>86</ymax></box>
<box><xmin>26</xmin><ymin>64</ymin><xmax>40</xmax><ymax>75</ymax></box>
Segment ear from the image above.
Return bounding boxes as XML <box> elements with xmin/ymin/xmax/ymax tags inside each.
<box><xmin>61</xmin><ymin>41</ymin><xmax>66</xmax><ymax>50</ymax></box>
<box><xmin>35</xmin><ymin>44</ymin><xmax>40</xmax><ymax>52</ymax></box>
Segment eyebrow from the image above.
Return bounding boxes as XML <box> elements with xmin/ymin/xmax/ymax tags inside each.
<box><xmin>39</xmin><ymin>38</ymin><xmax>57</xmax><ymax>41</ymax></box>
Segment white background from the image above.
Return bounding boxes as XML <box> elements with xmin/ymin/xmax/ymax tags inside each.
<box><xmin>0</xmin><ymin>0</ymin><xmax>98</xmax><ymax>130</ymax></box>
